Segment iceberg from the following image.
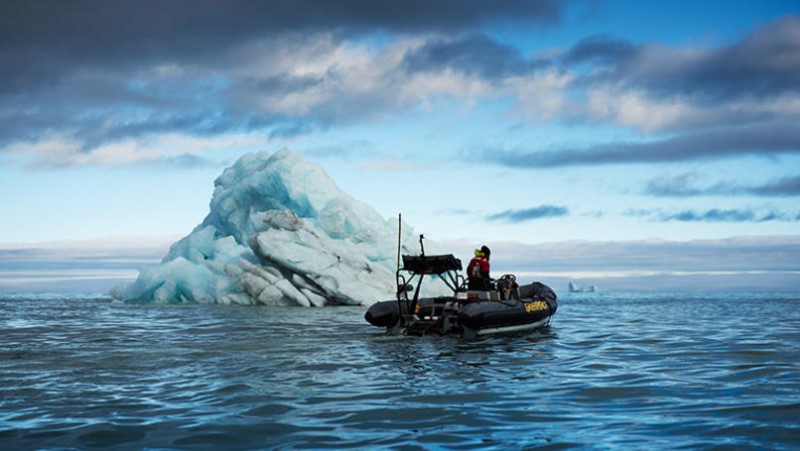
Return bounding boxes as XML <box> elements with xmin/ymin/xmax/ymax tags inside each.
<box><xmin>568</xmin><ymin>281</ymin><xmax>598</xmax><ymax>293</ymax></box>
<box><xmin>112</xmin><ymin>149</ymin><xmax>430</xmax><ymax>306</ymax></box>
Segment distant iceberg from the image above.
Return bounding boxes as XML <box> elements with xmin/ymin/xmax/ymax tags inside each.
<box><xmin>568</xmin><ymin>281</ymin><xmax>598</xmax><ymax>293</ymax></box>
<box><xmin>112</xmin><ymin>149</ymin><xmax>429</xmax><ymax>306</ymax></box>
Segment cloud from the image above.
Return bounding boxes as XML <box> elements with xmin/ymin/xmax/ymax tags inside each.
<box><xmin>4</xmin><ymin>133</ymin><xmax>244</xmax><ymax>169</ymax></box>
<box><xmin>521</xmin><ymin>15</ymin><xmax>800</xmax><ymax>132</ymax></box>
<box><xmin>1</xmin><ymin>32</ymin><xmax>499</xmax><ymax>166</ymax></box>
<box><xmin>401</xmin><ymin>33</ymin><xmax>546</xmax><ymax>81</ymax></box>
<box><xmin>644</xmin><ymin>173</ymin><xmax>711</xmax><ymax>197</ymax></box>
<box><xmin>749</xmin><ymin>175</ymin><xmax>800</xmax><ymax>196</ymax></box>
<box><xmin>476</xmin><ymin>119</ymin><xmax>800</xmax><ymax>168</ymax></box>
<box><xmin>627</xmin><ymin>208</ymin><xmax>798</xmax><ymax>223</ymax></box>
<box><xmin>0</xmin><ymin>0</ymin><xmax>565</xmax><ymax>93</ymax></box>
<box><xmin>563</xmin><ymin>35</ymin><xmax>636</xmax><ymax>65</ymax></box>
<box><xmin>0</xmin><ymin>236</ymin><xmax>174</xmax><ymax>293</ymax></box>
<box><xmin>457</xmin><ymin>235</ymin><xmax>800</xmax><ymax>273</ymax></box>
<box><xmin>0</xmin><ymin>236</ymin><xmax>173</xmax><ymax>268</ymax></box>
<box><xmin>645</xmin><ymin>173</ymin><xmax>800</xmax><ymax>197</ymax></box>
<box><xmin>0</xmin><ymin>1</ymin><xmax>567</xmax><ymax>167</ymax></box>
<box><xmin>563</xmin><ymin>16</ymin><xmax>800</xmax><ymax>119</ymax></box>
<box><xmin>3</xmin><ymin>4</ymin><xmax>799</xmax><ymax>171</ymax></box>
<box><xmin>666</xmin><ymin>209</ymin><xmax>758</xmax><ymax>222</ymax></box>
<box><xmin>486</xmin><ymin>205</ymin><xmax>569</xmax><ymax>222</ymax></box>
<box><xmin>436</xmin><ymin>208</ymin><xmax>475</xmax><ymax>217</ymax></box>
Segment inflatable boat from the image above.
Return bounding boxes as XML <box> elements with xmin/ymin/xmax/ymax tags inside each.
<box><xmin>365</xmin><ymin>252</ymin><xmax>557</xmax><ymax>337</ymax></box>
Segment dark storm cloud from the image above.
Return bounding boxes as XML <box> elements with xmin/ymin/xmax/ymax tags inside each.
<box><xmin>486</xmin><ymin>205</ymin><xmax>569</xmax><ymax>223</ymax></box>
<box><xmin>0</xmin><ymin>0</ymin><xmax>564</xmax><ymax>90</ymax></box>
<box><xmin>563</xmin><ymin>15</ymin><xmax>800</xmax><ymax>101</ymax></box>
<box><xmin>402</xmin><ymin>34</ymin><xmax>547</xmax><ymax>80</ymax></box>
<box><xmin>563</xmin><ymin>35</ymin><xmax>636</xmax><ymax>65</ymax></box>
<box><xmin>645</xmin><ymin>174</ymin><xmax>800</xmax><ymax>197</ymax></box>
<box><xmin>478</xmin><ymin>119</ymin><xmax>800</xmax><ymax>168</ymax></box>
<box><xmin>0</xmin><ymin>0</ymin><xmax>567</xmax><ymax>157</ymax></box>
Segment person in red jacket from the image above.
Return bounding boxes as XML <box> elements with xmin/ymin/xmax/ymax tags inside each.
<box><xmin>467</xmin><ymin>245</ymin><xmax>492</xmax><ymax>290</ymax></box>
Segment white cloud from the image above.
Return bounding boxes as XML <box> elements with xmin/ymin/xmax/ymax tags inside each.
<box><xmin>505</xmin><ymin>69</ymin><xmax>573</xmax><ymax>122</ymax></box>
<box><xmin>584</xmin><ymin>86</ymin><xmax>690</xmax><ymax>131</ymax></box>
<box><xmin>3</xmin><ymin>133</ymin><xmax>264</xmax><ymax>169</ymax></box>
<box><xmin>228</xmin><ymin>35</ymin><xmax>494</xmax><ymax>120</ymax></box>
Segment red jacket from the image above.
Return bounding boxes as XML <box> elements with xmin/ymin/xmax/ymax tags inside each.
<box><xmin>467</xmin><ymin>255</ymin><xmax>490</xmax><ymax>280</ymax></box>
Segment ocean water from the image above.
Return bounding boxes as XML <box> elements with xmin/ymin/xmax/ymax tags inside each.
<box><xmin>1</xmin><ymin>292</ymin><xmax>798</xmax><ymax>450</ymax></box>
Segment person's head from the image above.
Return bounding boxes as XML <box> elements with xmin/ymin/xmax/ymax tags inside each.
<box><xmin>481</xmin><ymin>245</ymin><xmax>491</xmax><ymax>259</ymax></box>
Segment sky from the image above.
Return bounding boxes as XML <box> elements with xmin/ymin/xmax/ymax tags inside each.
<box><xmin>1</xmin><ymin>0</ymin><xmax>799</xmax><ymax>292</ymax></box>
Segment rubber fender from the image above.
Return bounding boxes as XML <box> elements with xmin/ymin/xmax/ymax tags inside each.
<box><xmin>364</xmin><ymin>300</ymin><xmax>402</xmax><ymax>327</ymax></box>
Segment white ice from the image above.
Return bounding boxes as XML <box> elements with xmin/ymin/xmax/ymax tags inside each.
<box><xmin>568</xmin><ymin>281</ymin><xmax>598</xmax><ymax>293</ymax></box>
<box><xmin>112</xmin><ymin>149</ymin><xmax>444</xmax><ymax>306</ymax></box>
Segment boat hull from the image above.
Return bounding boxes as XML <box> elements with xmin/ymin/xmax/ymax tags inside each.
<box><xmin>365</xmin><ymin>282</ymin><xmax>557</xmax><ymax>337</ymax></box>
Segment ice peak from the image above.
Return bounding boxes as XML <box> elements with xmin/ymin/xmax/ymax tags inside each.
<box><xmin>112</xmin><ymin>149</ymin><xmax>418</xmax><ymax>306</ymax></box>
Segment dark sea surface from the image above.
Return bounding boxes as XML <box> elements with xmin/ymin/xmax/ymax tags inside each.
<box><xmin>1</xmin><ymin>292</ymin><xmax>799</xmax><ymax>450</ymax></box>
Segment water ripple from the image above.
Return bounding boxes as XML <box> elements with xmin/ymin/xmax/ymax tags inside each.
<box><xmin>1</xmin><ymin>293</ymin><xmax>799</xmax><ymax>449</ymax></box>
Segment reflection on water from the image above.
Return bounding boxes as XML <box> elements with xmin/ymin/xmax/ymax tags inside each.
<box><xmin>1</xmin><ymin>292</ymin><xmax>799</xmax><ymax>449</ymax></box>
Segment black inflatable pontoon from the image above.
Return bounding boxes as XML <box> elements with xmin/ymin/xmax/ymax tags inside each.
<box><xmin>365</xmin><ymin>249</ymin><xmax>557</xmax><ymax>337</ymax></box>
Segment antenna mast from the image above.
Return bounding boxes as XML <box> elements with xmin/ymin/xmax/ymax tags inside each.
<box><xmin>396</xmin><ymin>214</ymin><xmax>402</xmax><ymax>273</ymax></box>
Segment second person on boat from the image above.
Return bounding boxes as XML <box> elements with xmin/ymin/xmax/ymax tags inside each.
<box><xmin>467</xmin><ymin>245</ymin><xmax>492</xmax><ymax>290</ymax></box>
